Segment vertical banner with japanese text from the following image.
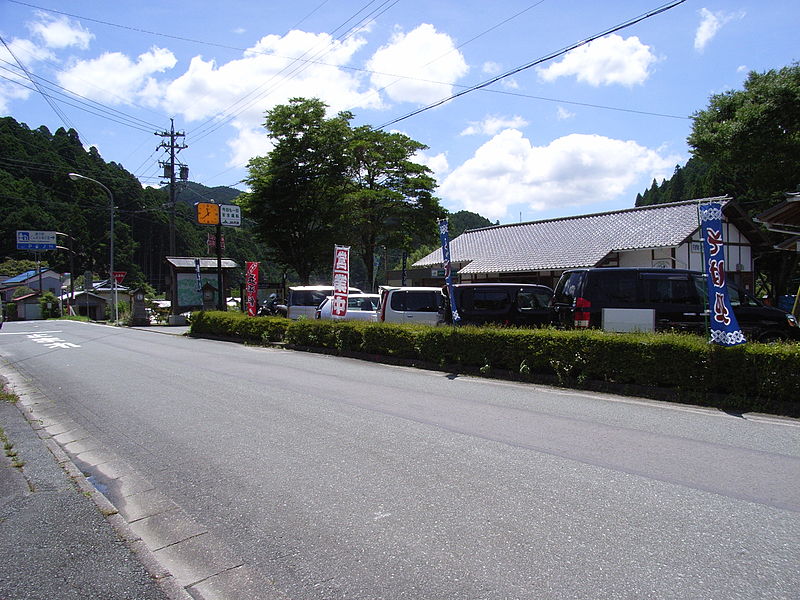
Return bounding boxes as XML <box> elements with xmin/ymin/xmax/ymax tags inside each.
<box><xmin>245</xmin><ymin>261</ymin><xmax>259</xmax><ymax>317</ymax></box>
<box><xmin>332</xmin><ymin>245</ymin><xmax>350</xmax><ymax>318</ymax></box>
<box><xmin>438</xmin><ymin>219</ymin><xmax>461</xmax><ymax>324</ymax></box>
<box><xmin>698</xmin><ymin>201</ymin><xmax>746</xmax><ymax>346</ymax></box>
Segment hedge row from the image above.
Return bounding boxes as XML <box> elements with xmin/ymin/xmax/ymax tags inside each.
<box><xmin>189</xmin><ymin>311</ymin><xmax>800</xmax><ymax>416</ymax></box>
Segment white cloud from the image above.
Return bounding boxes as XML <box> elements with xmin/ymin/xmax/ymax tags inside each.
<box><xmin>537</xmin><ymin>34</ymin><xmax>657</xmax><ymax>87</ymax></box>
<box><xmin>439</xmin><ymin>130</ymin><xmax>679</xmax><ymax>221</ymax></box>
<box><xmin>737</xmin><ymin>65</ymin><xmax>748</xmax><ymax>73</ymax></box>
<box><xmin>556</xmin><ymin>106</ymin><xmax>574</xmax><ymax>120</ymax></box>
<box><xmin>694</xmin><ymin>8</ymin><xmax>745</xmax><ymax>52</ymax></box>
<box><xmin>413</xmin><ymin>150</ymin><xmax>449</xmax><ymax>185</ymax></box>
<box><xmin>0</xmin><ymin>38</ymin><xmax>56</xmax><ymax>111</ymax></box>
<box><xmin>28</xmin><ymin>12</ymin><xmax>93</xmax><ymax>50</ymax></box>
<box><xmin>460</xmin><ymin>115</ymin><xmax>528</xmax><ymax>136</ymax></box>
<box><xmin>162</xmin><ymin>29</ymin><xmax>379</xmax><ymax>166</ymax></box>
<box><xmin>57</xmin><ymin>47</ymin><xmax>177</xmax><ymax>105</ymax></box>
<box><xmin>226</xmin><ymin>121</ymin><xmax>273</xmax><ymax>168</ymax></box>
<box><xmin>366</xmin><ymin>23</ymin><xmax>468</xmax><ymax>105</ymax></box>
<box><xmin>482</xmin><ymin>61</ymin><xmax>501</xmax><ymax>75</ymax></box>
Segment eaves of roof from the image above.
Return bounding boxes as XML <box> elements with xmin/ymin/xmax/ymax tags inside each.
<box><xmin>417</xmin><ymin>198</ymin><xmax>728</xmax><ymax>272</ymax></box>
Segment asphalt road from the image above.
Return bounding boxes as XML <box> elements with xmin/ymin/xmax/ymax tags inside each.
<box><xmin>1</xmin><ymin>319</ymin><xmax>798</xmax><ymax>599</ymax></box>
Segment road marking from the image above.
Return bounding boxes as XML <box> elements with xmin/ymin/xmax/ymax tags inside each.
<box><xmin>27</xmin><ymin>332</ymin><xmax>81</xmax><ymax>349</ymax></box>
<box><xmin>0</xmin><ymin>330</ymin><xmax>64</xmax><ymax>335</ymax></box>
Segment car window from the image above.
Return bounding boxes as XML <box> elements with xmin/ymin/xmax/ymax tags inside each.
<box><xmin>588</xmin><ymin>271</ymin><xmax>639</xmax><ymax>303</ymax></box>
<box><xmin>554</xmin><ymin>272</ymin><xmax>584</xmax><ymax>304</ymax></box>
<box><xmin>390</xmin><ymin>291</ymin><xmax>406</xmax><ymax>311</ymax></box>
<box><xmin>642</xmin><ymin>275</ymin><xmax>697</xmax><ymax>305</ymax></box>
<box><xmin>348</xmin><ymin>297</ymin><xmax>379</xmax><ymax>311</ymax></box>
<box><xmin>472</xmin><ymin>290</ymin><xmax>510</xmax><ymax>311</ymax></box>
<box><xmin>518</xmin><ymin>289</ymin><xmax>550</xmax><ymax>310</ymax></box>
<box><xmin>291</xmin><ymin>290</ymin><xmax>328</xmax><ymax>306</ymax></box>
<box><xmin>406</xmin><ymin>291</ymin><xmax>438</xmax><ymax>312</ymax></box>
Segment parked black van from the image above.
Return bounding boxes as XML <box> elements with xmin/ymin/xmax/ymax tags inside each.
<box><xmin>550</xmin><ymin>267</ymin><xmax>800</xmax><ymax>342</ymax></box>
<box><xmin>440</xmin><ymin>283</ymin><xmax>553</xmax><ymax>327</ymax></box>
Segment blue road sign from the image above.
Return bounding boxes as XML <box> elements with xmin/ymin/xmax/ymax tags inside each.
<box><xmin>16</xmin><ymin>230</ymin><xmax>57</xmax><ymax>250</ymax></box>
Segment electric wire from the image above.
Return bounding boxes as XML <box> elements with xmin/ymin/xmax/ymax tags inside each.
<box><xmin>0</xmin><ymin>33</ymin><xmax>86</xmax><ymax>141</ymax></box>
<box><xmin>188</xmin><ymin>1</ymin><xmax>399</xmax><ymax>142</ymax></box>
<box><xmin>377</xmin><ymin>0</ymin><xmax>688</xmax><ymax>129</ymax></box>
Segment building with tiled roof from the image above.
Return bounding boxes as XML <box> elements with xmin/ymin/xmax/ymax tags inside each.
<box><xmin>408</xmin><ymin>198</ymin><xmax>765</xmax><ymax>291</ymax></box>
<box><xmin>0</xmin><ymin>267</ymin><xmax>62</xmax><ymax>302</ymax></box>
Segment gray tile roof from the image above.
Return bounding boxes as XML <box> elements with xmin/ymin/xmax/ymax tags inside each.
<box><xmin>416</xmin><ymin>198</ymin><xmax>729</xmax><ymax>274</ymax></box>
<box><xmin>166</xmin><ymin>257</ymin><xmax>240</xmax><ymax>269</ymax></box>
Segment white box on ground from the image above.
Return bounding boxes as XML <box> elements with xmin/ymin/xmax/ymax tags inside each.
<box><xmin>602</xmin><ymin>308</ymin><xmax>655</xmax><ymax>333</ymax></box>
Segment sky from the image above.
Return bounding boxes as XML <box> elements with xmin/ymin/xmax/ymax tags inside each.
<box><xmin>1</xmin><ymin>0</ymin><xmax>798</xmax><ymax>224</ymax></box>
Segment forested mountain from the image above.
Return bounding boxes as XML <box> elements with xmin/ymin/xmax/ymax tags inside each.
<box><xmin>634</xmin><ymin>157</ymin><xmax>727</xmax><ymax>207</ymax></box>
<box><xmin>0</xmin><ymin>117</ymin><xmax>271</xmax><ymax>292</ymax></box>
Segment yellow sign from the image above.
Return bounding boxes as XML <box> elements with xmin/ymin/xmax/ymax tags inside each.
<box><xmin>196</xmin><ymin>202</ymin><xmax>220</xmax><ymax>225</ymax></box>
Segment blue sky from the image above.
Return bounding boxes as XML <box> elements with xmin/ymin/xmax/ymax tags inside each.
<box><xmin>1</xmin><ymin>0</ymin><xmax>798</xmax><ymax>224</ymax></box>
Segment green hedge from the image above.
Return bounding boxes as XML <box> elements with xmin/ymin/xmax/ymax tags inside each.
<box><xmin>190</xmin><ymin>311</ymin><xmax>290</xmax><ymax>343</ymax></box>
<box><xmin>189</xmin><ymin>312</ymin><xmax>800</xmax><ymax>415</ymax></box>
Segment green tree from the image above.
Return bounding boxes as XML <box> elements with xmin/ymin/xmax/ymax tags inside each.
<box><xmin>447</xmin><ymin>210</ymin><xmax>495</xmax><ymax>237</ymax></box>
<box><xmin>688</xmin><ymin>63</ymin><xmax>800</xmax><ymax>209</ymax></box>
<box><xmin>688</xmin><ymin>63</ymin><xmax>800</xmax><ymax>298</ymax></box>
<box><xmin>39</xmin><ymin>291</ymin><xmax>59</xmax><ymax>319</ymax></box>
<box><xmin>241</xmin><ymin>98</ymin><xmax>353</xmax><ymax>284</ymax></box>
<box><xmin>0</xmin><ymin>259</ymin><xmax>46</xmax><ymax>276</ymax></box>
<box><xmin>344</xmin><ymin>126</ymin><xmax>444</xmax><ymax>288</ymax></box>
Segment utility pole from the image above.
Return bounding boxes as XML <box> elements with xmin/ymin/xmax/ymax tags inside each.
<box><xmin>156</xmin><ymin>118</ymin><xmax>188</xmax><ymax>256</ymax></box>
<box><xmin>155</xmin><ymin>118</ymin><xmax>188</xmax><ymax>316</ymax></box>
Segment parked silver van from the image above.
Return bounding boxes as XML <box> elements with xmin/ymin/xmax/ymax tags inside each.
<box><xmin>286</xmin><ymin>285</ymin><xmax>362</xmax><ymax>319</ymax></box>
<box><xmin>378</xmin><ymin>286</ymin><xmax>442</xmax><ymax>325</ymax></box>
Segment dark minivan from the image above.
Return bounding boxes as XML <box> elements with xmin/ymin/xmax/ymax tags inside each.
<box><xmin>440</xmin><ymin>283</ymin><xmax>553</xmax><ymax>327</ymax></box>
<box><xmin>551</xmin><ymin>267</ymin><xmax>800</xmax><ymax>342</ymax></box>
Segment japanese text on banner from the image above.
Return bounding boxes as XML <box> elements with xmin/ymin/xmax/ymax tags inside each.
<box><xmin>245</xmin><ymin>262</ymin><xmax>259</xmax><ymax>317</ymax></box>
<box><xmin>438</xmin><ymin>219</ymin><xmax>461</xmax><ymax>324</ymax></box>
<box><xmin>332</xmin><ymin>245</ymin><xmax>350</xmax><ymax>318</ymax></box>
<box><xmin>699</xmin><ymin>201</ymin><xmax>746</xmax><ymax>346</ymax></box>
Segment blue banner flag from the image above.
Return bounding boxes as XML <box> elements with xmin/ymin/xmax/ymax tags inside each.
<box><xmin>698</xmin><ymin>202</ymin><xmax>746</xmax><ymax>346</ymax></box>
<box><xmin>438</xmin><ymin>219</ymin><xmax>461</xmax><ymax>324</ymax></box>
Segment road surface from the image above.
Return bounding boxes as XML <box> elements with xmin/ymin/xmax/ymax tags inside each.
<box><xmin>1</xmin><ymin>319</ymin><xmax>798</xmax><ymax>599</ymax></box>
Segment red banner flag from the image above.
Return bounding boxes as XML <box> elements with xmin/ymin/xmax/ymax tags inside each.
<box><xmin>245</xmin><ymin>261</ymin><xmax>259</xmax><ymax>317</ymax></box>
<box><xmin>332</xmin><ymin>246</ymin><xmax>350</xmax><ymax>318</ymax></box>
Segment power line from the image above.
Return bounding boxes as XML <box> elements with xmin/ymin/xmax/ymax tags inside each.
<box><xmin>0</xmin><ymin>68</ymin><xmax>158</xmax><ymax>134</ymax></box>
<box><xmin>377</xmin><ymin>0</ymin><xmax>688</xmax><ymax>129</ymax></box>
<box><xmin>188</xmin><ymin>1</ymin><xmax>400</xmax><ymax>142</ymax></box>
<box><xmin>0</xmin><ymin>33</ymin><xmax>86</xmax><ymax>141</ymax></box>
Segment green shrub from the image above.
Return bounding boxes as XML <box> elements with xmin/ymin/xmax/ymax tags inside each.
<box><xmin>188</xmin><ymin>311</ymin><xmax>800</xmax><ymax>415</ymax></box>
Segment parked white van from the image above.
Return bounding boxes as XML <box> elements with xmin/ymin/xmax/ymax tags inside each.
<box><xmin>286</xmin><ymin>286</ymin><xmax>362</xmax><ymax>319</ymax></box>
<box><xmin>378</xmin><ymin>286</ymin><xmax>442</xmax><ymax>325</ymax></box>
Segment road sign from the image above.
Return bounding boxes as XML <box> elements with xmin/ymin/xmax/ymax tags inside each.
<box><xmin>113</xmin><ymin>271</ymin><xmax>127</xmax><ymax>284</ymax></box>
<box><xmin>16</xmin><ymin>230</ymin><xmax>56</xmax><ymax>250</ymax></box>
<box><xmin>220</xmin><ymin>204</ymin><xmax>241</xmax><ymax>227</ymax></box>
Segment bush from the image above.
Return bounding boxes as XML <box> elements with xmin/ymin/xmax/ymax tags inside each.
<box><xmin>188</xmin><ymin>312</ymin><xmax>800</xmax><ymax>415</ymax></box>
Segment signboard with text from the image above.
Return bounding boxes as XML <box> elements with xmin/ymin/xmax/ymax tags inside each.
<box><xmin>220</xmin><ymin>204</ymin><xmax>241</xmax><ymax>226</ymax></box>
<box><xmin>17</xmin><ymin>230</ymin><xmax>56</xmax><ymax>250</ymax></box>
<box><xmin>331</xmin><ymin>246</ymin><xmax>350</xmax><ymax>318</ymax></box>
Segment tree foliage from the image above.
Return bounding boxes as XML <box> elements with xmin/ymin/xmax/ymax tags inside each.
<box><xmin>241</xmin><ymin>98</ymin><xmax>353</xmax><ymax>285</ymax></box>
<box><xmin>0</xmin><ymin>116</ymin><xmax>271</xmax><ymax>293</ymax></box>
<box><xmin>344</xmin><ymin>126</ymin><xmax>444</xmax><ymax>287</ymax></box>
<box><xmin>636</xmin><ymin>64</ymin><xmax>800</xmax><ymax>298</ymax></box>
<box><xmin>688</xmin><ymin>63</ymin><xmax>800</xmax><ymax>211</ymax></box>
<box><xmin>241</xmin><ymin>98</ymin><xmax>445</xmax><ymax>288</ymax></box>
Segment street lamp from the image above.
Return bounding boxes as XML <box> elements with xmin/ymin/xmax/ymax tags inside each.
<box><xmin>68</xmin><ymin>173</ymin><xmax>118</xmax><ymax>323</ymax></box>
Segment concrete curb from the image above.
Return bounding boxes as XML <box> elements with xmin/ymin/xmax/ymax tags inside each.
<box><xmin>9</xmin><ymin>372</ymin><xmax>193</xmax><ymax>600</ymax></box>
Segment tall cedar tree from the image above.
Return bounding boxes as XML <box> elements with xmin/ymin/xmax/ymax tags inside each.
<box><xmin>345</xmin><ymin>126</ymin><xmax>443</xmax><ymax>288</ymax></box>
<box><xmin>241</xmin><ymin>98</ymin><xmax>352</xmax><ymax>284</ymax></box>
<box><xmin>241</xmin><ymin>98</ymin><xmax>444</xmax><ymax>288</ymax></box>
